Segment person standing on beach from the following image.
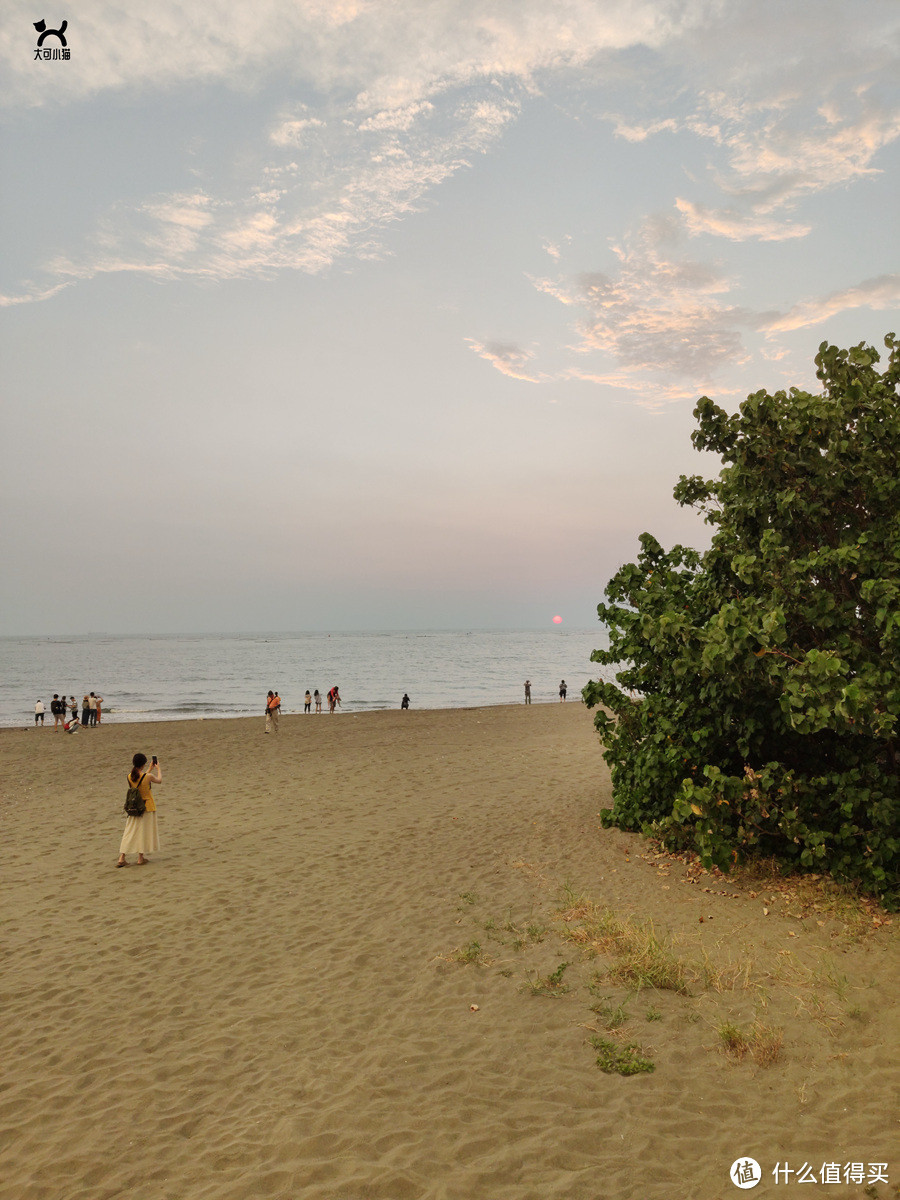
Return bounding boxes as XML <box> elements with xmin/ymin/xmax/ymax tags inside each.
<box><xmin>314</xmin><ymin>689</ymin><xmax>322</xmax><ymax>713</ymax></box>
<box><xmin>524</xmin><ymin>680</ymin><xmax>531</xmax><ymax>704</ymax></box>
<box><xmin>118</xmin><ymin>752</ymin><xmax>161</xmax><ymax>867</ymax></box>
<box><xmin>265</xmin><ymin>690</ymin><xmax>280</xmax><ymax>733</ymax></box>
<box><xmin>94</xmin><ymin>693</ymin><xmax>104</xmax><ymax>724</ymax></box>
<box><xmin>51</xmin><ymin>695</ymin><xmax>64</xmax><ymax>730</ymax></box>
<box><xmin>401</xmin><ymin>693</ymin><xmax>410</xmax><ymax>709</ymax></box>
<box><xmin>82</xmin><ymin>695</ymin><xmax>91</xmax><ymax>726</ymax></box>
<box><xmin>87</xmin><ymin>693</ymin><xmax>97</xmax><ymax>725</ymax></box>
<box><xmin>327</xmin><ymin>686</ymin><xmax>341</xmax><ymax>713</ymax></box>
<box><xmin>34</xmin><ymin>700</ymin><xmax>44</xmax><ymax>725</ymax></box>
<box><xmin>559</xmin><ymin>680</ymin><xmax>567</xmax><ymax>702</ymax></box>
<box><xmin>304</xmin><ymin>690</ymin><xmax>312</xmax><ymax>713</ymax></box>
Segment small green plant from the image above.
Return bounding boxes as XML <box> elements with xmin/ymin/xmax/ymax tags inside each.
<box><xmin>458</xmin><ymin>892</ymin><xmax>479</xmax><ymax>906</ymax></box>
<box><xmin>718</xmin><ymin>1022</ymin><xmax>747</xmax><ymax>1056</ymax></box>
<box><xmin>502</xmin><ymin>919</ymin><xmax>548</xmax><ymax>950</ymax></box>
<box><xmin>523</xmin><ymin>961</ymin><xmax>571</xmax><ymax>996</ymax></box>
<box><xmin>590</xmin><ymin>1035</ymin><xmax>654</xmax><ymax>1076</ymax></box>
<box><xmin>646</xmin><ymin>1007</ymin><xmax>662</xmax><ymax>1021</ymax></box>
<box><xmin>450</xmin><ymin>940</ymin><xmax>489</xmax><ymax>965</ymax></box>
<box><xmin>592</xmin><ymin>997</ymin><xmax>630</xmax><ymax>1030</ymax></box>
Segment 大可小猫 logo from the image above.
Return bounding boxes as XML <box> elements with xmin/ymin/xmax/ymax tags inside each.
<box><xmin>33</xmin><ymin>19</ymin><xmax>68</xmax><ymax>47</ymax></box>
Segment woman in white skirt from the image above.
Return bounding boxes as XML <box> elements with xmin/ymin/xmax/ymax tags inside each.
<box><xmin>117</xmin><ymin>752</ymin><xmax>161</xmax><ymax>867</ymax></box>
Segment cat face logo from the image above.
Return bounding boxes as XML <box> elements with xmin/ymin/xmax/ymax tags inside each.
<box><xmin>34</xmin><ymin>19</ymin><xmax>68</xmax><ymax>47</ymax></box>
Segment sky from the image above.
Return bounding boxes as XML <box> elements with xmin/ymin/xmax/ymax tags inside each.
<box><xmin>1</xmin><ymin>0</ymin><xmax>899</xmax><ymax>635</ymax></box>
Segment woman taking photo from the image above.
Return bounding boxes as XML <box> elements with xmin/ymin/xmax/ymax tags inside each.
<box><xmin>117</xmin><ymin>752</ymin><xmax>161</xmax><ymax>867</ymax></box>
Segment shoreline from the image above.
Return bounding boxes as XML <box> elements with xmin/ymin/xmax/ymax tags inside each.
<box><xmin>0</xmin><ymin>697</ymin><xmax>575</xmax><ymax>732</ymax></box>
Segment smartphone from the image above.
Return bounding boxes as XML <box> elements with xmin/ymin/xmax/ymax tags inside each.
<box><xmin>151</xmin><ymin>755</ymin><xmax>158</xmax><ymax>764</ymax></box>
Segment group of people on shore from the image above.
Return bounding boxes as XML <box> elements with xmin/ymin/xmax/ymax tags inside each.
<box><xmin>523</xmin><ymin>679</ymin><xmax>567</xmax><ymax>704</ymax></box>
<box><xmin>265</xmin><ymin>686</ymin><xmax>343</xmax><ymax>731</ymax></box>
<box><xmin>37</xmin><ymin>692</ymin><xmax>103</xmax><ymax>731</ymax></box>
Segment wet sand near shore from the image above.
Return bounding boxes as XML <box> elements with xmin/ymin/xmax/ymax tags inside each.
<box><xmin>1</xmin><ymin>703</ymin><xmax>897</xmax><ymax>1200</ymax></box>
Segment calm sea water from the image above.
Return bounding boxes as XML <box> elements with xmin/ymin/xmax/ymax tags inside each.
<box><xmin>0</xmin><ymin>629</ymin><xmax>609</xmax><ymax>727</ymax></box>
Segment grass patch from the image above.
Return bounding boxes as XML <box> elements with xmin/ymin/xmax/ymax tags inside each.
<box><xmin>555</xmin><ymin>891</ymin><xmax>689</xmax><ymax>994</ymax></box>
<box><xmin>717</xmin><ymin>1020</ymin><xmax>784</xmax><ymax>1066</ymax></box>
<box><xmin>503</xmin><ymin>920</ymin><xmax>548</xmax><ymax>951</ymax></box>
<box><xmin>590</xmin><ymin>1035</ymin><xmax>655</xmax><ymax>1076</ymax></box>
<box><xmin>447</xmin><ymin>940</ymin><xmax>490</xmax><ymax>966</ymax></box>
<box><xmin>645</xmin><ymin>1007</ymin><xmax>662</xmax><ymax>1022</ymax></box>
<box><xmin>697</xmin><ymin>946</ymin><xmax>756</xmax><ymax>993</ymax></box>
<box><xmin>591</xmin><ymin>997</ymin><xmax>630</xmax><ymax>1030</ymax></box>
<box><xmin>523</xmin><ymin>961</ymin><xmax>571</xmax><ymax>997</ymax></box>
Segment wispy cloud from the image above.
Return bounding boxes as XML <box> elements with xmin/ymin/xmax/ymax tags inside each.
<box><xmin>675</xmin><ymin>198</ymin><xmax>810</xmax><ymax>242</ymax></box>
<box><xmin>532</xmin><ymin>213</ymin><xmax>748</xmax><ymax>386</ymax></box>
<box><xmin>5</xmin><ymin>90</ymin><xmax>522</xmax><ymax>299</ymax></box>
<box><xmin>465</xmin><ymin>339</ymin><xmax>542</xmax><ymax>382</ymax></box>
<box><xmin>761</xmin><ymin>273</ymin><xmax>900</xmax><ymax>334</ymax></box>
<box><xmin>1</xmin><ymin>0</ymin><xmax>720</xmax><ymax>304</ymax></box>
<box><xmin>0</xmin><ymin>0</ymin><xmax>691</xmax><ymax>111</ymax></box>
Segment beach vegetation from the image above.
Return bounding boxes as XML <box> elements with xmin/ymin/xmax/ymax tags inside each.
<box><xmin>717</xmin><ymin>1020</ymin><xmax>784</xmax><ymax>1066</ymax></box>
<box><xmin>449</xmin><ymin>940</ymin><xmax>489</xmax><ymax>966</ymax></box>
<box><xmin>590</xmin><ymin>1035</ymin><xmax>655</xmax><ymax>1075</ymax></box>
<box><xmin>585</xmin><ymin>336</ymin><xmax>900</xmax><ymax>907</ymax></box>
<box><xmin>556</xmin><ymin>893</ymin><xmax>689</xmax><ymax>993</ymax></box>
<box><xmin>523</xmin><ymin>961</ymin><xmax>571</xmax><ymax>996</ymax></box>
<box><xmin>591</xmin><ymin>997</ymin><xmax>630</xmax><ymax>1029</ymax></box>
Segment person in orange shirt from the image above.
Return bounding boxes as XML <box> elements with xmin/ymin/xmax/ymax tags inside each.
<box><xmin>265</xmin><ymin>689</ymin><xmax>280</xmax><ymax>733</ymax></box>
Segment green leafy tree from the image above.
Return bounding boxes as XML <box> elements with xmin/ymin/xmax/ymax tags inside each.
<box><xmin>584</xmin><ymin>336</ymin><xmax>900</xmax><ymax>906</ymax></box>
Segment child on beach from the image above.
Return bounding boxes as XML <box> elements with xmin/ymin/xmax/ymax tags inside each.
<box><xmin>314</xmin><ymin>689</ymin><xmax>321</xmax><ymax>713</ymax></box>
<box><xmin>304</xmin><ymin>690</ymin><xmax>312</xmax><ymax>713</ymax></box>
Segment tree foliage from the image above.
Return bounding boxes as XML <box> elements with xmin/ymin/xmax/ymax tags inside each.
<box><xmin>584</xmin><ymin>337</ymin><xmax>900</xmax><ymax>906</ymax></box>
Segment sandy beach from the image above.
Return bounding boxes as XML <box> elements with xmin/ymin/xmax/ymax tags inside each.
<box><xmin>2</xmin><ymin>703</ymin><xmax>897</xmax><ymax>1200</ymax></box>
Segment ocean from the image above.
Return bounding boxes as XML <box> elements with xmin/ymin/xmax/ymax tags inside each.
<box><xmin>0</xmin><ymin>628</ymin><xmax>609</xmax><ymax>727</ymax></box>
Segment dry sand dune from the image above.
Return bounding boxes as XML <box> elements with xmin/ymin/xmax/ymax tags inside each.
<box><xmin>2</xmin><ymin>704</ymin><xmax>897</xmax><ymax>1200</ymax></box>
